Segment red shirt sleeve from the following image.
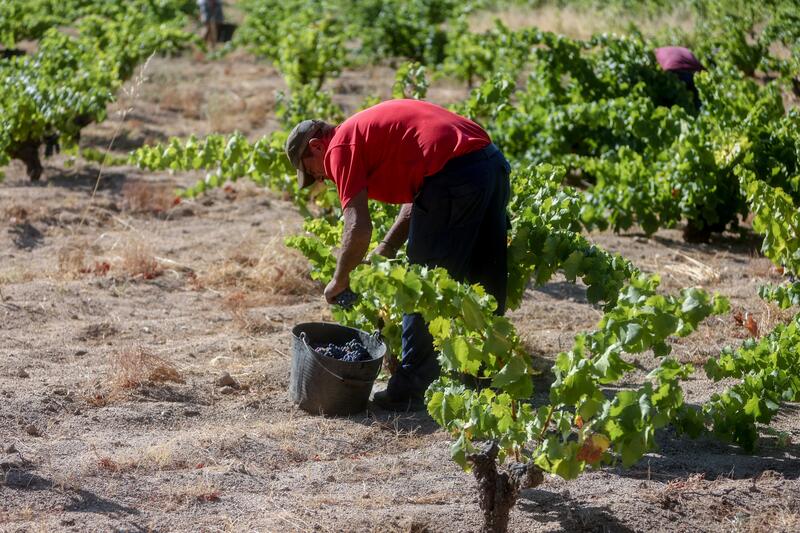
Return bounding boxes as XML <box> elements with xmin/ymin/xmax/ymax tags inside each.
<box><xmin>326</xmin><ymin>143</ymin><xmax>368</xmax><ymax>208</ymax></box>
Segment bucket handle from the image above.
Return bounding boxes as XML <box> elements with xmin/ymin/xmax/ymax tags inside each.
<box><xmin>300</xmin><ymin>332</ymin><xmax>378</xmax><ymax>385</ymax></box>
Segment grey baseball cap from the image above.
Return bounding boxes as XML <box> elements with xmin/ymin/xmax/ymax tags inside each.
<box><xmin>285</xmin><ymin>119</ymin><xmax>325</xmax><ymax>189</ymax></box>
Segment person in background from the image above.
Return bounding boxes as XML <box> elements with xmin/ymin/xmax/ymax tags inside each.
<box><xmin>654</xmin><ymin>46</ymin><xmax>705</xmax><ymax>108</ymax></box>
<box><xmin>197</xmin><ymin>0</ymin><xmax>223</xmax><ymax>48</ymax></box>
<box><xmin>284</xmin><ymin>99</ymin><xmax>512</xmax><ymax>411</ymax></box>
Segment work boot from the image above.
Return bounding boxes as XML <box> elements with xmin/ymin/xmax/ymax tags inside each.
<box><xmin>370</xmin><ymin>389</ymin><xmax>426</xmax><ymax>412</ymax></box>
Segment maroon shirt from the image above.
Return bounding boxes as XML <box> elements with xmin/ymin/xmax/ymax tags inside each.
<box><xmin>324</xmin><ymin>99</ymin><xmax>490</xmax><ymax>208</ymax></box>
<box><xmin>655</xmin><ymin>47</ymin><xmax>705</xmax><ymax>72</ymax></box>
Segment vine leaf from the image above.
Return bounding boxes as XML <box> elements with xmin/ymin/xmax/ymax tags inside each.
<box><xmin>491</xmin><ymin>356</ymin><xmax>533</xmax><ymax>399</ymax></box>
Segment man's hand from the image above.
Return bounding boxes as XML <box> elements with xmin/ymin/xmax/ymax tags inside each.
<box><xmin>369</xmin><ymin>241</ymin><xmax>399</xmax><ymax>260</ymax></box>
<box><xmin>372</xmin><ymin>203</ymin><xmax>412</xmax><ymax>261</ymax></box>
<box><xmin>324</xmin><ymin>276</ymin><xmax>350</xmax><ymax>304</ymax></box>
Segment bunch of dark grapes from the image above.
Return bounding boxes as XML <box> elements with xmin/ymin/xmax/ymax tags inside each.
<box><xmin>333</xmin><ymin>289</ymin><xmax>359</xmax><ymax>309</ymax></box>
<box><xmin>313</xmin><ymin>339</ymin><xmax>371</xmax><ymax>362</ymax></box>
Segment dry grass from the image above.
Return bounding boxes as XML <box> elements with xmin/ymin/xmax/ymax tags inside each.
<box><xmin>257</xmin><ymin>418</ymin><xmax>302</xmax><ymax>441</ymax></box>
<box><xmin>121</xmin><ymin>179</ymin><xmax>178</xmax><ymax>214</ymax></box>
<box><xmin>205</xmin><ymin>91</ymin><xmax>247</xmax><ymax>133</ymax></box>
<box><xmin>222</xmin><ymin>290</ymin><xmax>276</xmax><ymax>335</ymax></box>
<box><xmin>96</xmin><ymin>456</ymin><xmax>121</xmax><ymax>473</ymax></box>
<box><xmin>648</xmin><ymin>473</ymin><xmax>708</xmax><ymax>511</ymax></box>
<box><xmin>164</xmin><ymin>478</ymin><xmax>222</xmax><ymax>505</ymax></box>
<box><xmin>0</xmin><ymin>506</ymin><xmax>35</xmax><ymax>523</ymax></box>
<box><xmin>747</xmin><ymin>256</ymin><xmax>787</xmax><ymax>281</ymax></box>
<box><xmin>78</xmin><ymin>322</ymin><xmax>119</xmax><ymax>342</ymax></box>
<box><xmin>110</xmin><ymin>347</ymin><xmax>184</xmax><ymax>389</ymax></box>
<box><xmin>727</xmin><ymin>300</ymin><xmax>795</xmax><ymax>341</ymax></box>
<box><xmin>127</xmin><ymin>53</ymin><xmax>286</xmax><ymax>140</ymax></box>
<box><xmin>661</xmin><ymin>252</ymin><xmax>721</xmax><ymax>286</ymax></box>
<box><xmin>50</xmin><ymin>470</ymin><xmax>83</xmax><ymax>492</ymax></box>
<box><xmin>159</xmin><ymin>86</ymin><xmax>205</xmax><ymax>119</ymax></box>
<box><xmin>140</xmin><ymin>442</ymin><xmax>182</xmax><ymax>470</ymax></box>
<box><xmin>57</xmin><ymin>240</ymin><xmax>111</xmax><ymax>279</ymax></box>
<box><xmin>2</xmin><ymin>202</ymin><xmax>60</xmax><ymax>225</ymax></box>
<box><xmin>137</xmin><ymin>440</ymin><xmax>202</xmax><ymax>471</ymax></box>
<box><xmin>470</xmin><ymin>3</ymin><xmax>695</xmax><ymax>39</ymax></box>
<box><xmin>244</xmin><ymin>93</ymin><xmax>275</xmax><ymax>128</ymax></box>
<box><xmin>202</xmin><ymin>235</ymin><xmax>316</xmax><ymax>296</ymax></box>
<box><xmin>57</xmin><ymin>243</ymin><xmax>88</xmax><ymax>277</ymax></box>
<box><xmin>758</xmin><ymin>301</ymin><xmax>797</xmax><ymax>333</ymax></box>
<box><xmin>324</xmin><ymin>455</ymin><xmax>410</xmax><ymax>485</ymax></box>
<box><xmin>93</xmin><ymin>437</ymin><xmax>209</xmax><ymax>477</ymax></box>
<box><xmin>0</xmin><ymin>267</ymin><xmax>36</xmax><ymax>285</ymax></box>
<box><xmin>740</xmin><ymin>506</ymin><xmax>800</xmax><ymax>533</ymax></box>
<box><xmin>86</xmin><ymin>347</ymin><xmax>184</xmax><ymax>406</ymax></box>
<box><xmin>4</xmin><ymin>205</ymin><xmax>30</xmax><ymax>224</ymax></box>
<box><xmin>119</xmin><ymin>239</ymin><xmax>164</xmax><ymax>280</ymax></box>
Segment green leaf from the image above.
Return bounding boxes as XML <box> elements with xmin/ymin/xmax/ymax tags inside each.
<box><xmin>562</xmin><ymin>250</ymin><xmax>584</xmax><ymax>281</ymax></box>
<box><xmin>427</xmin><ymin>389</ymin><xmax>465</xmax><ymax>427</ymax></box>
<box><xmin>620</xmin><ymin>432</ymin><xmax>647</xmax><ymax>467</ymax></box>
<box><xmin>578</xmin><ymin>396</ymin><xmax>604</xmax><ymax>422</ymax></box>
<box><xmin>619</xmin><ymin>322</ymin><xmax>643</xmax><ymax>346</ymax></box>
<box><xmin>429</xmin><ymin>316</ymin><xmax>451</xmax><ymax>340</ymax></box>
<box><xmin>443</xmin><ymin>336</ymin><xmax>481</xmax><ymax>375</ymax></box>
<box><xmin>491</xmin><ymin>356</ymin><xmax>533</xmax><ymax>399</ymax></box>
<box><xmin>460</xmin><ymin>295</ymin><xmax>487</xmax><ymax>331</ymax></box>
<box><xmin>651</xmin><ymin>311</ymin><xmax>679</xmax><ymax>339</ymax></box>
<box><xmin>450</xmin><ymin>432</ymin><xmax>472</xmax><ymax>469</ymax></box>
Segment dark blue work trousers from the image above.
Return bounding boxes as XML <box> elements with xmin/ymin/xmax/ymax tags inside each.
<box><xmin>387</xmin><ymin>143</ymin><xmax>511</xmax><ymax>398</ymax></box>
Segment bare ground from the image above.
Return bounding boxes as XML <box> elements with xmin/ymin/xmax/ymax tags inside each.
<box><xmin>2</xmin><ymin>48</ymin><xmax>799</xmax><ymax>533</ymax></box>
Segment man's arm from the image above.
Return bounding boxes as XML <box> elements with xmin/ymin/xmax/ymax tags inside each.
<box><xmin>324</xmin><ymin>188</ymin><xmax>372</xmax><ymax>303</ymax></box>
<box><xmin>371</xmin><ymin>203</ymin><xmax>412</xmax><ymax>259</ymax></box>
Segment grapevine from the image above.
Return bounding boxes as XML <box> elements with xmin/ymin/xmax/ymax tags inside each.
<box><xmin>119</xmin><ymin>2</ymin><xmax>800</xmax><ymax>530</ymax></box>
<box><xmin>0</xmin><ymin>1</ymin><xmax>195</xmax><ymax>181</ymax></box>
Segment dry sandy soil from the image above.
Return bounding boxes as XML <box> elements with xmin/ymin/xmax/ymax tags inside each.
<box><xmin>2</xmin><ymin>41</ymin><xmax>800</xmax><ymax>533</ymax></box>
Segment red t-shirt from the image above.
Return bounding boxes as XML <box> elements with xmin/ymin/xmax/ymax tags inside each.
<box><xmin>324</xmin><ymin>99</ymin><xmax>491</xmax><ymax>207</ymax></box>
<box><xmin>654</xmin><ymin>47</ymin><xmax>705</xmax><ymax>73</ymax></box>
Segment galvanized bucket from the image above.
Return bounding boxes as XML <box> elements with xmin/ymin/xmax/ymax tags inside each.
<box><xmin>289</xmin><ymin>322</ymin><xmax>385</xmax><ymax>416</ymax></box>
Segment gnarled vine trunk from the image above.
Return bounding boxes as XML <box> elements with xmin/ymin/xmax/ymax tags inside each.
<box><xmin>467</xmin><ymin>442</ymin><xmax>544</xmax><ymax>533</ymax></box>
<box><xmin>10</xmin><ymin>141</ymin><xmax>43</xmax><ymax>181</ymax></box>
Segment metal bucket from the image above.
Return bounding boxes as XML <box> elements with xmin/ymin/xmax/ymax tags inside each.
<box><xmin>289</xmin><ymin>322</ymin><xmax>385</xmax><ymax>416</ymax></box>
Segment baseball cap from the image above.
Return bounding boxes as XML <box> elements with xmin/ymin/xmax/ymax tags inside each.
<box><xmin>285</xmin><ymin>119</ymin><xmax>325</xmax><ymax>189</ymax></box>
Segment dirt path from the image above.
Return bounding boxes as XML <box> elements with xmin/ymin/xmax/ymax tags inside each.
<box><xmin>2</xmin><ymin>49</ymin><xmax>799</xmax><ymax>533</ymax></box>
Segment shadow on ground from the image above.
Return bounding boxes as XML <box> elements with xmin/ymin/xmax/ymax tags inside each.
<box><xmin>80</xmin><ymin>125</ymin><xmax>168</xmax><ymax>153</ymax></box>
<box><xmin>354</xmin><ymin>408</ymin><xmax>441</xmax><ymax>437</ymax></box>
<box><xmin>534</xmin><ymin>280</ymin><xmax>590</xmax><ymax>305</ymax></box>
<box><xmin>613</xmin><ymin>425</ymin><xmax>800</xmax><ymax>482</ymax></box>
<box><xmin>650</xmin><ymin>226</ymin><xmax>762</xmax><ymax>256</ymax></box>
<box><xmin>8</xmin><ymin>221</ymin><xmax>44</xmax><ymax>250</ymax></box>
<box><xmin>2</xmin><ymin>460</ymin><xmax>141</xmax><ymax>519</ymax></box>
<box><xmin>43</xmin><ymin>167</ymin><xmax>129</xmax><ymax>195</ymax></box>
<box><xmin>518</xmin><ymin>488</ymin><xmax>637</xmax><ymax>532</ymax></box>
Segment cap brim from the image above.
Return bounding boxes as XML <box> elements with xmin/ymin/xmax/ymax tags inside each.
<box><xmin>297</xmin><ymin>168</ymin><xmax>314</xmax><ymax>189</ymax></box>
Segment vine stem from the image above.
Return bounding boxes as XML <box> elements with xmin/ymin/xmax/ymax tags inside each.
<box><xmin>511</xmin><ymin>401</ymin><xmax>520</xmax><ymax>462</ymax></box>
<box><xmin>537</xmin><ymin>405</ymin><xmax>555</xmax><ymax>442</ymax></box>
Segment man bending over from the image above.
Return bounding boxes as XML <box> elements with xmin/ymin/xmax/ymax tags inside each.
<box><xmin>285</xmin><ymin>99</ymin><xmax>511</xmax><ymax>411</ymax></box>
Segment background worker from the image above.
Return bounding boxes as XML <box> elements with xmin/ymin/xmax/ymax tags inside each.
<box><xmin>197</xmin><ymin>0</ymin><xmax>223</xmax><ymax>48</ymax></box>
<box><xmin>655</xmin><ymin>46</ymin><xmax>705</xmax><ymax>107</ymax></box>
<box><xmin>285</xmin><ymin>99</ymin><xmax>512</xmax><ymax>411</ymax></box>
